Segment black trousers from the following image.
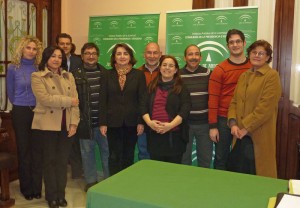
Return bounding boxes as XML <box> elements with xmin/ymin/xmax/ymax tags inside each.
<box><xmin>12</xmin><ymin>105</ymin><xmax>42</xmax><ymax>196</ymax></box>
<box><xmin>150</xmin><ymin>154</ymin><xmax>183</xmax><ymax>164</ymax></box>
<box><xmin>40</xmin><ymin>130</ymin><xmax>73</xmax><ymax>201</ymax></box>
<box><xmin>68</xmin><ymin>134</ymin><xmax>83</xmax><ymax>178</ymax></box>
<box><xmin>107</xmin><ymin>126</ymin><xmax>138</xmax><ymax>176</ymax></box>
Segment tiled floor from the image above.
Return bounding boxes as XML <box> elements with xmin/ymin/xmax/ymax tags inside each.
<box><xmin>9</xmin><ymin>166</ymin><xmax>87</xmax><ymax>208</ymax></box>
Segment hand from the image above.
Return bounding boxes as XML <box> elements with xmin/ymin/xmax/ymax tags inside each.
<box><xmin>209</xmin><ymin>128</ymin><xmax>219</xmax><ymax>143</ymax></box>
<box><xmin>231</xmin><ymin>125</ymin><xmax>240</xmax><ymax>138</ymax></box>
<box><xmin>147</xmin><ymin>120</ymin><xmax>162</xmax><ymax>131</ymax></box>
<box><xmin>100</xmin><ymin>126</ymin><xmax>107</xmax><ymax>137</ymax></box>
<box><xmin>239</xmin><ymin>128</ymin><xmax>248</xmax><ymax>139</ymax></box>
<box><xmin>68</xmin><ymin>124</ymin><xmax>77</xmax><ymax>137</ymax></box>
<box><xmin>156</xmin><ymin>122</ymin><xmax>173</xmax><ymax>134</ymax></box>
<box><xmin>71</xmin><ymin>98</ymin><xmax>79</xmax><ymax>107</ymax></box>
<box><xmin>137</xmin><ymin>124</ymin><xmax>144</xmax><ymax>136</ymax></box>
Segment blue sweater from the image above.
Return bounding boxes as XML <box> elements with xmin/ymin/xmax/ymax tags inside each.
<box><xmin>6</xmin><ymin>58</ymin><xmax>37</xmax><ymax>106</ymax></box>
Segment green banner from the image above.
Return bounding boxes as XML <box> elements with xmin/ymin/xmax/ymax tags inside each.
<box><xmin>166</xmin><ymin>7</ymin><xmax>258</xmax><ymax>69</ymax></box>
<box><xmin>88</xmin><ymin>14</ymin><xmax>160</xmax><ymax>68</ymax></box>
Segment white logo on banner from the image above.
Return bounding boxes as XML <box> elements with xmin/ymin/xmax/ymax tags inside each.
<box><xmin>127</xmin><ymin>20</ymin><xmax>136</xmax><ymax>28</ymax></box>
<box><xmin>193</xmin><ymin>17</ymin><xmax>205</xmax><ymax>25</ymax></box>
<box><xmin>93</xmin><ymin>37</ymin><xmax>101</xmax><ymax>44</ymax></box>
<box><xmin>197</xmin><ymin>41</ymin><xmax>228</xmax><ymax>62</ymax></box>
<box><xmin>144</xmin><ymin>37</ymin><xmax>154</xmax><ymax>43</ymax></box>
<box><xmin>110</xmin><ymin>21</ymin><xmax>119</xmax><ymax>28</ymax></box>
<box><xmin>239</xmin><ymin>14</ymin><xmax>252</xmax><ymax>24</ymax></box>
<box><xmin>93</xmin><ymin>22</ymin><xmax>102</xmax><ymax>28</ymax></box>
<box><xmin>172</xmin><ymin>36</ymin><xmax>182</xmax><ymax>44</ymax></box>
<box><xmin>172</xmin><ymin>18</ymin><xmax>183</xmax><ymax>26</ymax></box>
<box><xmin>216</xmin><ymin>16</ymin><xmax>228</xmax><ymax>24</ymax></box>
<box><xmin>145</xmin><ymin>19</ymin><xmax>154</xmax><ymax>27</ymax></box>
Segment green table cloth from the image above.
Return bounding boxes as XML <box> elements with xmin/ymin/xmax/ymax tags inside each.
<box><xmin>87</xmin><ymin>160</ymin><xmax>287</xmax><ymax>208</ymax></box>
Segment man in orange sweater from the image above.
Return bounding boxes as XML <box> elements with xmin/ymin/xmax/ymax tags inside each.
<box><xmin>137</xmin><ymin>42</ymin><xmax>162</xmax><ymax>159</ymax></box>
<box><xmin>208</xmin><ymin>29</ymin><xmax>252</xmax><ymax>170</ymax></box>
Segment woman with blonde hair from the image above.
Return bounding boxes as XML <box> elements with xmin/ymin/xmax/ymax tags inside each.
<box><xmin>6</xmin><ymin>35</ymin><xmax>43</xmax><ymax>200</ymax></box>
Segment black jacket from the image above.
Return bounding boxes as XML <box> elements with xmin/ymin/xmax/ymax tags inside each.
<box><xmin>73</xmin><ymin>63</ymin><xmax>106</xmax><ymax>138</ymax></box>
<box><xmin>99</xmin><ymin>68</ymin><xmax>146</xmax><ymax>127</ymax></box>
<box><xmin>141</xmin><ymin>84</ymin><xmax>191</xmax><ymax>143</ymax></box>
<box><xmin>69</xmin><ymin>54</ymin><xmax>82</xmax><ymax>72</ymax></box>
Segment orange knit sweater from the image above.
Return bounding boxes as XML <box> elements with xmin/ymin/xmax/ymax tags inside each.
<box><xmin>208</xmin><ymin>58</ymin><xmax>251</xmax><ymax>128</ymax></box>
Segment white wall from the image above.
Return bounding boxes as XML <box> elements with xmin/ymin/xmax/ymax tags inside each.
<box><xmin>61</xmin><ymin>0</ymin><xmax>193</xmax><ymax>54</ymax></box>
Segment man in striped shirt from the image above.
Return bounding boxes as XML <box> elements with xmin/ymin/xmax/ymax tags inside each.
<box><xmin>208</xmin><ymin>29</ymin><xmax>252</xmax><ymax>170</ymax></box>
<box><xmin>181</xmin><ymin>44</ymin><xmax>213</xmax><ymax>168</ymax></box>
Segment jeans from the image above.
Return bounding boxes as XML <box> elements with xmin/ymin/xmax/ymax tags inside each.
<box><xmin>214</xmin><ymin>116</ymin><xmax>233</xmax><ymax>170</ymax></box>
<box><xmin>137</xmin><ymin>133</ymin><xmax>150</xmax><ymax>160</ymax></box>
<box><xmin>182</xmin><ymin>123</ymin><xmax>213</xmax><ymax>168</ymax></box>
<box><xmin>80</xmin><ymin>127</ymin><xmax>109</xmax><ymax>184</ymax></box>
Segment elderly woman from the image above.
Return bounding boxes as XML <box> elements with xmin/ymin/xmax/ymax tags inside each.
<box><xmin>228</xmin><ymin>40</ymin><xmax>281</xmax><ymax>178</ymax></box>
<box><xmin>141</xmin><ymin>55</ymin><xmax>191</xmax><ymax>164</ymax></box>
<box><xmin>99</xmin><ymin>43</ymin><xmax>146</xmax><ymax>176</ymax></box>
<box><xmin>31</xmin><ymin>46</ymin><xmax>79</xmax><ymax>208</ymax></box>
<box><xmin>6</xmin><ymin>36</ymin><xmax>43</xmax><ymax>200</ymax></box>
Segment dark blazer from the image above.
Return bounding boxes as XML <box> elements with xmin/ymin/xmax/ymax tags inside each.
<box><xmin>99</xmin><ymin>68</ymin><xmax>146</xmax><ymax>127</ymax></box>
<box><xmin>69</xmin><ymin>54</ymin><xmax>82</xmax><ymax>72</ymax></box>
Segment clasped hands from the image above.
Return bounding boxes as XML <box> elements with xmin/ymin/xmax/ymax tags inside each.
<box><xmin>149</xmin><ymin>120</ymin><xmax>172</xmax><ymax>134</ymax></box>
<box><xmin>231</xmin><ymin>125</ymin><xmax>248</xmax><ymax>139</ymax></box>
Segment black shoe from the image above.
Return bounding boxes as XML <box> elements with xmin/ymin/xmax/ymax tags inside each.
<box><xmin>47</xmin><ymin>200</ymin><xmax>59</xmax><ymax>208</ymax></box>
<box><xmin>33</xmin><ymin>193</ymin><xmax>42</xmax><ymax>199</ymax></box>
<box><xmin>57</xmin><ymin>198</ymin><xmax>68</xmax><ymax>207</ymax></box>
<box><xmin>24</xmin><ymin>194</ymin><xmax>33</xmax><ymax>200</ymax></box>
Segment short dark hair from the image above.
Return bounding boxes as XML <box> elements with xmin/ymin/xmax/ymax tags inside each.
<box><xmin>81</xmin><ymin>42</ymin><xmax>99</xmax><ymax>55</ymax></box>
<box><xmin>110</xmin><ymin>43</ymin><xmax>137</xmax><ymax>67</ymax></box>
<box><xmin>184</xmin><ymin>44</ymin><xmax>201</xmax><ymax>56</ymax></box>
<box><xmin>247</xmin><ymin>40</ymin><xmax>273</xmax><ymax>63</ymax></box>
<box><xmin>226</xmin><ymin>29</ymin><xmax>245</xmax><ymax>43</ymax></box>
<box><xmin>38</xmin><ymin>46</ymin><xmax>67</xmax><ymax>71</ymax></box>
<box><xmin>56</xmin><ymin>33</ymin><xmax>72</xmax><ymax>45</ymax></box>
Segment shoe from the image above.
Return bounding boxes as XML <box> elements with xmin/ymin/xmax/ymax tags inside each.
<box><xmin>85</xmin><ymin>181</ymin><xmax>98</xmax><ymax>192</ymax></box>
<box><xmin>47</xmin><ymin>200</ymin><xmax>59</xmax><ymax>208</ymax></box>
<box><xmin>24</xmin><ymin>194</ymin><xmax>33</xmax><ymax>200</ymax></box>
<box><xmin>33</xmin><ymin>193</ymin><xmax>42</xmax><ymax>199</ymax></box>
<box><xmin>57</xmin><ymin>198</ymin><xmax>68</xmax><ymax>207</ymax></box>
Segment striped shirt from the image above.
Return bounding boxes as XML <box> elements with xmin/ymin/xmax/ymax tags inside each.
<box><xmin>181</xmin><ymin>65</ymin><xmax>211</xmax><ymax>125</ymax></box>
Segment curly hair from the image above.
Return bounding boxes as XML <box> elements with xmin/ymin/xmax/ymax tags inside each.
<box><xmin>11</xmin><ymin>35</ymin><xmax>43</xmax><ymax>67</ymax></box>
<box><xmin>247</xmin><ymin>40</ymin><xmax>273</xmax><ymax>63</ymax></box>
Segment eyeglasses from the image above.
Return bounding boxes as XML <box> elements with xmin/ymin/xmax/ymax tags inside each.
<box><xmin>250</xmin><ymin>51</ymin><xmax>266</xmax><ymax>57</ymax></box>
<box><xmin>83</xmin><ymin>52</ymin><xmax>98</xmax><ymax>56</ymax></box>
<box><xmin>228</xmin><ymin>39</ymin><xmax>243</xmax><ymax>45</ymax></box>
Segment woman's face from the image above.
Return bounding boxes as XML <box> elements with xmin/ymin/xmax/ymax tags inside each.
<box><xmin>249</xmin><ymin>46</ymin><xmax>270</xmax><ymax>70</ymax></box>
<box><xmin>47</xmin><ymin>49</ymin><xmax>62</xmax><ymax>71</ymax></box>
<box><xmin>115</xmin><ymin>47</ymin><xmax>130</xmax><ymax>66</ymax></box>
<box><xmin>160</xmin><ymin>58</ymin><xmax>177</xmax><ymax>82</ymax></box>
<box><xmin>22</xmin><ymin>41</ymin><xmax>37</xmax><ymax>60</ymax></box>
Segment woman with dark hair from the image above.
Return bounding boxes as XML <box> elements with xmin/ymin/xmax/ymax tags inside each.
<box><xmin>228</xmin><ymin>40</ymin><xmax>281</xmax><ymax>178</ymax></box>
<box><xmin>6</xmin><ymin>35</ymin><xmax>43</xmax><ymax>200</ymax></box>
<box><xmin>141</xmin><ymin>55</ymin><xmax>191</xmax><ymax>163</ymax></box>
<box><xmin>31</xmin><ymin>46</ymin><xmax>79</xmax><ymax>208</ymax></box>
<box><xmin>99</xmin><ymin>43</ymin><xmax>146</xmax><ymax>176</ymax></box>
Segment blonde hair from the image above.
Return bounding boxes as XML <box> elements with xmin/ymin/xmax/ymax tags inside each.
<box><xmin>11</xmin><ymin>35</ymin><xmax>43</xmax><ymax>67</ymax></box>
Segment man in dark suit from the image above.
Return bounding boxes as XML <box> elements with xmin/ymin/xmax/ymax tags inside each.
<box><xmin>56</xmin><ymin>33</ymin><xmax>82</xmax><ymax>72</ymax></box>
<box><xmin>56</xmin><ymin>33</ymin><xmax>83</xmax><ymax>179</ymax></box>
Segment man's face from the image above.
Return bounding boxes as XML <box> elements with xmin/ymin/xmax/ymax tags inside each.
<box><xmin>227</xmin><ymin>34</ymin><xmax>246</xmax><ymax>57</ymax></box>
<box><xmin>58</xmin><ymin>37</ymin><xmax>72</xmax><ymax>56</ymax></box>
<box><xmin>144</xmin><ymin>43</ymin><xmax>161</xmax><ymax>67</ymax></box>
<box><xmin>184</xmin><ymin>45</ymin><xmax>201</xmax><ymax>71</ymax></box>
<box><xmin>81</xmin><ymin>47</ymin><xmax>99</xmax><ymax>66</ymax></box>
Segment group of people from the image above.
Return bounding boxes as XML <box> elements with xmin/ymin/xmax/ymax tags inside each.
<box><xmin>6</xmin><ymin>28</ymin><xmax>281</xmax><ymax>208</ymax></box>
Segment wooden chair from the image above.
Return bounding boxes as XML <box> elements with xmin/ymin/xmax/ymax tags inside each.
<box><xmin>0</xmin><ymin>128</ymin><xmax>15</xmax><ymax>208</ymax></box>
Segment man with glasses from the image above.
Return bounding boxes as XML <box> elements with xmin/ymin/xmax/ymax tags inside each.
<box><xmin>72</xmin><ymin>43</ymin><xmax>109</xmax><ymax>191</ymax></box>
<box><xmin>208</xmin><ymin>29</ymin><xmax>252</xmax><ymax>170</ymax></box>
<box><xmin>137</xmin><ymin>42</ymin><xmax>162</xmax><ymax>160</ymax></box>
<box><xmin>56</xmin><ymin>33</ymin><xmax>83</xmax><ymax>180</ymax></box>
